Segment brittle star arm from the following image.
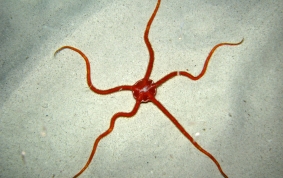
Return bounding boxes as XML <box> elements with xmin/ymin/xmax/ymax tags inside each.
<box><xmin>150</xmin><ymin>97</ymin><xmax>228</xmax><ymax>178</ymax></box>
<box><xmin>73</xmin><ymin>100</ymin><xmax>141</xmax><ymax>178</ymax></box>
<box><xmin>54</xmin><ymin>46</ymin><xmax>132</xmax><ymax>94</ymax></box>
<box><xmin>154</xmin><ymin>39</ymin><xmax>244</xmax><ymax>87</ymax></box>
<box><xmin>143</xmin><ymin>0</ymin><xmax>161</xmax><ymax>81</ymax></box>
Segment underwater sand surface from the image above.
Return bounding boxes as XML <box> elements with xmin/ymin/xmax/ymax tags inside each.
<box><xmin>0</xmin><ymin>0</ymin><xmax>282</xmax><ymax>177</ymax></box>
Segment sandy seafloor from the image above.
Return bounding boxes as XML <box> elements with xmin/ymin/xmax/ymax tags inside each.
<box><xmin>0</xmin><ymin>0</ymin><xmax>282</xmax><ymax>177</ymax></box>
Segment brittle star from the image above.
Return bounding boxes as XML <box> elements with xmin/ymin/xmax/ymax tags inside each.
<box><xmin>54</xmin><ymin>0</ymin><xmax>243</xmax><ymax>177</ymax></box>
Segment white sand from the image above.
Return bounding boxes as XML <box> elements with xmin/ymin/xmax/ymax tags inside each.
<box><xmin>1</xmin><ymin>0</ymin><xmax>282</xmax><ymax>177</ymax></box>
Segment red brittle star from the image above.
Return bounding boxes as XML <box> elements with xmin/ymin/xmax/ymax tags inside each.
<box><xmin>54</xmin><ymin>0</ymin><xmax>243</xmax><ymax>177</ymax></box>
